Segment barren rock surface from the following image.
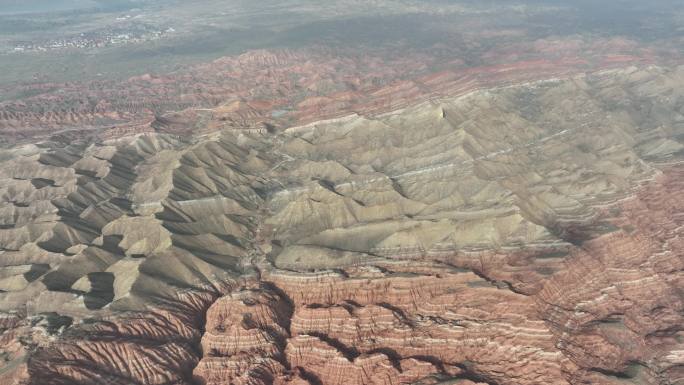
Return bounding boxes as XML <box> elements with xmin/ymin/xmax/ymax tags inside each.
<box><xmin>0</xmin><ymin>40</ymin><xmax>660</xmax><ymax>145</ymax></box>
<box><xmin>0</xmin><ymin>65</ymin><xmax>683</xmax><ymax>384</ymax></box>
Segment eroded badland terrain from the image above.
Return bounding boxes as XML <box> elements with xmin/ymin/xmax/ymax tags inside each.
<box><xmin>1</xmin><ymin>1</ymin><xmax>684</xmax><ymax>385</ymax></box>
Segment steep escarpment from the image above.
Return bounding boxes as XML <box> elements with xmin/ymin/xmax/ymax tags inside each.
<box><xmin>0</xmin><ymin>66</ymin><xmax>683</xmax><ymax>384</ymax></box>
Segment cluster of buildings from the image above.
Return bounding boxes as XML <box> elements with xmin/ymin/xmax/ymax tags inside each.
<box><xmin>7</xmin><ymin>25</ymin><xmax>175</xmax><ymax>54</ymax></box>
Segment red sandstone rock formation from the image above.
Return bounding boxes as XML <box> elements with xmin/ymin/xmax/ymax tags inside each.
<box><xmin>168</xmin><ymin>167</ymin><xmax>684</xmax><ymax>384</ymax></box>
<box><xmin>193</xmin><ymin>286</ymin><xmax>297</xmax><ymax>385</ymax></box>
<box><xmin>0</xmin><ymin>35</ymin><xmax>664</xmax><ymax>144</ymax></box>
<box><xmin>188</xmin><ymin>167</ymin><xmax>684</xmax><ymax>384</ymax></box>
<box><xmin>1</xmin><ymin>64</ymin><xmax>682</xmax><ymax>385</ymax></box>
<box><xmin>1</xmin><ymin>165</ymin><xmax>679</xmax><ymax>385</ymax></box>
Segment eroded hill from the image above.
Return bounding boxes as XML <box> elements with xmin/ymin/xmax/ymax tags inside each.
<box><xmin>1</xmin><ymin>65</ymin><xmax>684</xmax><ymax>384</ymax></box>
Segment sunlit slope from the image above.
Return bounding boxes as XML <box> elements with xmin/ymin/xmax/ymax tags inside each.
<box><xmin>0</xmin><ymin>66</ymin><xmax>681</xmax><ymax>316</ymax></box>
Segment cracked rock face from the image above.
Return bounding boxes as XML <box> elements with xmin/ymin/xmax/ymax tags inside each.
<box><xmin>1</xmin><ymin>66</ymin><xmax>684</xmax><ymax>385</ymax></box>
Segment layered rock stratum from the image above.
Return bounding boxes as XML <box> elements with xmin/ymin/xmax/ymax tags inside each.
<box><xmin>0</xmin><ymin>37</ymin><xmax>660</xmax><ymax>144</ymax></box>
<box><xmin>1</xmin><ymin>65</ymin><xmax>683</xmax><ymax>384</ymax></box>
